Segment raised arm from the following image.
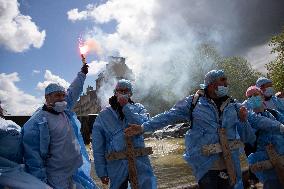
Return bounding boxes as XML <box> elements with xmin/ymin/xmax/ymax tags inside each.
<box><xmin>141</xmin><ymin>96</ymin><xmax>192</xmax><ymax>133</ymax></box>
<box><xmin>65</xmin><ymin>72</ymin><xmax>86</xmax><ymax>110</ymax></box>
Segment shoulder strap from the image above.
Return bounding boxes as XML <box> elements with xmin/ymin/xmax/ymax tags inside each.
<box><xmin>220</xmin><ymin>98</ymin><xmax>232</xmax><ymax>113</ymax></box>
<box><xmin>266</xmin><ymin>109</ymin><xmax>279</xmax><ymax>119</ymax></box>
<box><xmin>189</xmin><ymin>93</ymin><xmax>201</xmax><ymax>123</ymax></box>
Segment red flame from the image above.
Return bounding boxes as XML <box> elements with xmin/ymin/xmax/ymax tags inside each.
<box><xmin>79</xmin><ymin>45</ymin><xmax>89</xmax><ymax>55</ymax></box>
<box><xmin>78</xmin><ymin>37</ymin><xmax>101</xmax><ymax>55</ymax></box>
<box><xmin>79</xmin><ymin>37</ymin><xmax>89</xmax><ymax>55</ymax></box>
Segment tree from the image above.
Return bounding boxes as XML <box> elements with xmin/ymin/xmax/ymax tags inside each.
<box><xmin>135</xmin><ymin>44</ymin><xmax>262</xmax><ymax>114</ymax></box>
<box><xmin>193</xmin><ymin>44</ymin><xmax>262</xmax><ymax>101</ymax></box>
<box><xmin>266</xmin><ymin>27</ymin><xmax>284</xmax><ymax>91</ymax></box>
<box><xmin>217</xmin><ymin>57</ymin><xmax>262</xmax><ymax>100</ymax></box>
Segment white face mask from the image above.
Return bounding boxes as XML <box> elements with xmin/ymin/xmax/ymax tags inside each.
<box><xmin>53</xmin><ymin>101</ymin><xmax>67</xmax><ymax>113</ymax></box>
<box><xmin>117</xmin><ymin>93</ymin><xmax>129</xmax><ymax>98</ymax></box>
<box><xmin>116</xmin><ymin>93</ymin><xmax>130</xmax><ymax>102</ymax></box>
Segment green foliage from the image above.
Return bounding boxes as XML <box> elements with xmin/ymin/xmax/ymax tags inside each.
<box><xmin>266</xmin><ymin>61</ymin><xmax>284</xmax><ymax>91</ymax></box>
<box><xmin>193</xmin><ymin>44</ymin><xmax>262</xmax><ymax>100</ymax></box>
<box><xmin>266</xmin><ymin>27</ymin><xmax>284</xmax><ymax>91</ymax></box>
<box><xmin>136</xmin><ymin>43</ymin><xmax>262</xmax><ymax>114</ymax></box>
<box><xmin>217</xmin><ymin>57</ymin><xmax>262</xmax><ymax>100</ymax></box>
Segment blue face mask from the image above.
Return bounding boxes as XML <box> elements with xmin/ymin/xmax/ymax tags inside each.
<box><xmin>247</xmin><ymin>96</ymin><xmax>263</xmax><ymax>109</ymax></box>
<box><xmin>215</xmin><ymin>86</ymin><xmax>229</xmax><ymax>97</ymax></box>
<box><xmin>263</xmin><ymin>87</ymin><xmax>275</xmax><ymax>97</ymax></box>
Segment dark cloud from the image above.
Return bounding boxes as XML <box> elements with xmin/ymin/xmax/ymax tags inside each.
<box><xmin>154</xmin><ymin>0</ymin><xmax>284</xmax><ymax>55</ymax></box>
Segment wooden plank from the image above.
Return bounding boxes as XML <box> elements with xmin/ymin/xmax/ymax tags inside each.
<box><xmin>202</xmin><ymin>140</ymin><xmax>244</xmax><ymax>156</ymax></box>
<box><xmin>250</xmin><ymin>160</ymin><xmax>273</xmax><ymax>173</ymax></box>
<box><xmin>126</xmin><ymin>136</ymin><xmax>139</xmax><ymax>189</ymax></box>
<box><xmin>265</xmin><ymin>144</ymin><xmax>284</xmax><ymax>188</ymax></box>
<box><xmin>218</xmin><ymin>128</ymin><xmax>237</xmax><ymax>186</ymax></box>
<box><xmin>106</xmin><ymin>147</ymin><xmax>153</xmax><ymax>161</ymax></box>
<box><xmin>106</xmin><ymin>136</ymin><xmax>153</xmax><ymax>189</ymax></box>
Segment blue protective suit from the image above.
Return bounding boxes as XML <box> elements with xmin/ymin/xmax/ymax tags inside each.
<box><xmin>142</xmin><ymin>95</ymin><xmax>258</xmax><ymax>189</ymax></box>
<box><xmin>22</xmin><ymin>72</ymin><xmax>97</xmax><ymax>189</ymax></box>
<box><xmin>0</xmin><ymin>118</ymin><xmax>22</xmax><ymax>164</ymax></box>
<box><xmin>0</xmin><ymin>117</ymin><xmax>51</xmax><ymax>189</ymax></box>
<box><xmin>247</xmin><ymin>110</ymin><xmax>284</xmax><ymax>184</ymax></box>
<box><xmin>263</xmin><ymin>95</ymin><xmax>284</xmax><ymax>115</ymax></box>
<box><xmin>92</xmin><ymin>103</ymin><xmax>157</xmax><ymax>189</ymax></box>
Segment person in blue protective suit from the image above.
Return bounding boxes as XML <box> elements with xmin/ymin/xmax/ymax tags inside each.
<box><xmin>256</xmin><ymin>77</ymin><xmax>284</xmax><ymax>115</ymax></box>
<box><xmin>22</xmin><ymin>64</ymin><xmax>98</xmax><ymax>189</ymax></box>
<box><xmin>0</xmin><ymin>102</ymin><xmax>51</xmax><ymax>189</ymax></box>
<box><xmin>92</xmin><ymin>79</ymin><xmax>157</xmax><ymax>189</ymax></box>
<box><xmin>244</xmin><ymin>86</ymin><xmax>284</xmax><ymax>189</ymax></box>
<box><xmin>276</xmin><ymin>91</ymin><xmax>284</xmax><ymax>108</ymax></box>
<box><xmin>125</xmin><ymin>70</ymin><xmax>257</xmax><ymax>189</ymax></box>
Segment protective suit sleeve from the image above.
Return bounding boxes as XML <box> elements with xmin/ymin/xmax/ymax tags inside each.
<box><xmin>248</xmin><ymin>111</ymin><xmax>283</xmax><ymax>133</ymax></box>
<box><xmin>22</xmin><ymin>126</ymin><xmax>47</xmax><ymax>183</ymax></box>
<box><xmin>92</xmin><ymin>116</ymin><xmax>108</xmax><ymax>177</ymax></box>
<box><xmin>122</xmin><ymin>103</ymin><xmax>150</xmax><ymax>125</ymax></box>
<box><xmin>234</xmin><ymin>103</ymin><xmax>256</xmax><ymax>144</ymax></box>
<box><xmin>236</xmin><ymin>120</ymin><xmax>256</xmax><ymax>145</ymax></box>
<box><xmin>142</xmin><ymin>96</ymin><xmax>192</xmax><ymax>133</ymax></box>
<box><xmin>65</xmin><ymin>72</ymin><xmax>86</xmax><ymax>110</ymax></box>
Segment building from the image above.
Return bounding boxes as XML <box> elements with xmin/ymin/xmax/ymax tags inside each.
<box><xmin>73</xmin><ymin>56</ymin><xmax>134</xmax><ymax>115</ymax></box>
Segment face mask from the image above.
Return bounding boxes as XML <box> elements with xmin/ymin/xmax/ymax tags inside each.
<box><xmin>247</xmin><ymin>96</ymin><xmax>263</xmax><ymax>109</ymax></box>
<box><xmin>263</xmin><ymin>87</ymin><xmax>275</xmax><ymax>97</ymax></box>
<box><xmin>116</xmin><ymin>93</ymin><xmax>130</xmax><ymax>100</ymax></box>
<box><xmin>53</xmin><ymin>101</ymin><xmax>67</xmax><ymax>113</ymax></box>
<box><xmin>215</xmin><ymin>86</ymin><xmax>229</xmax><ymax>97</ymax></box>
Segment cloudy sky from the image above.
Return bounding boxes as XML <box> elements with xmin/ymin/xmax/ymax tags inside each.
<box><xmin>1</xmin><ymin>0</ymin><xmax>284</xmax><ymax>115</ymax></box>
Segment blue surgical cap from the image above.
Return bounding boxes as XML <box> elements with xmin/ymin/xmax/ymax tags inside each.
<box><xmin>45</xmin><ymin>83</ymin><xmax>66</xmax><ymax>95</ymax></box>
<box><xmin>256</xmin><ymin>77</ymin><xmax>272</xmax><ymax>88</ymax></box>
<box><xmin>114</xmin><ymin>79</ymin><xmax>133</xmax><ymax>93</ymax></box>
<box><xmin>200</xmin><ymin>70</ymin><xmax>226</xmax><ymax>89</ymax></box>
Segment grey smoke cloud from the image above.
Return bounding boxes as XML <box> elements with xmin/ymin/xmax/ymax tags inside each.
<box><xmin>134</xmin><ymin>0</ymin><xmax>284</xmax><ymax>113</ymax></box>
<box><xmin>153</xmin><ymin>0</ymin><xmax>284</xmax><ymax>55</ymax></box>
<box><xmin>69</xmin><ymin>0</ymin><xmax>284</xmax><ymax>114</ymax></box>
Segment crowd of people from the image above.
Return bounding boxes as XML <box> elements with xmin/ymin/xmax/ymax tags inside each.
<box><xmin>0</xmin><ymin>64</ymin><xmax>283</xmax><ymax>189</ymax></box>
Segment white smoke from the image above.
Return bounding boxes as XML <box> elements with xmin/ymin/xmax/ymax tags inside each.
<box><xmin>68</xmin><ymin>0</ymin><xmax>284</xmax><ymax>112</ymax></box>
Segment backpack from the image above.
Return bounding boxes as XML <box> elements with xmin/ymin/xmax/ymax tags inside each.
<box><xmin>188</xmin><ymin>91</ymin><xmax>238</xmax><ymax>127</ymax></box>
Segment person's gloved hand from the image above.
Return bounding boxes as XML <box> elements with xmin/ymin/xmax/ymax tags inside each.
<box><xmin>81</xmin><ymin>64</ymin><xmax>89</xmax><ymax>75</ymax></box>
<box><xmin>239</xmin><ymin>106</ymin><xmax>248</xmax><ymax>122</ymax></box>
<box><xmin>100</xmin><ymin>176</ymin><xmax>109</xmax><ymax>185</ymax></box>
<box><xmin>117</xmin><ymin>93</ymin><xmax>129</xmax><ymax>107</ymax></box>
<box><xmin>125</xmin><ymin>124</ymin><xmax>143</xmax><ymax>136</ymax></box>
